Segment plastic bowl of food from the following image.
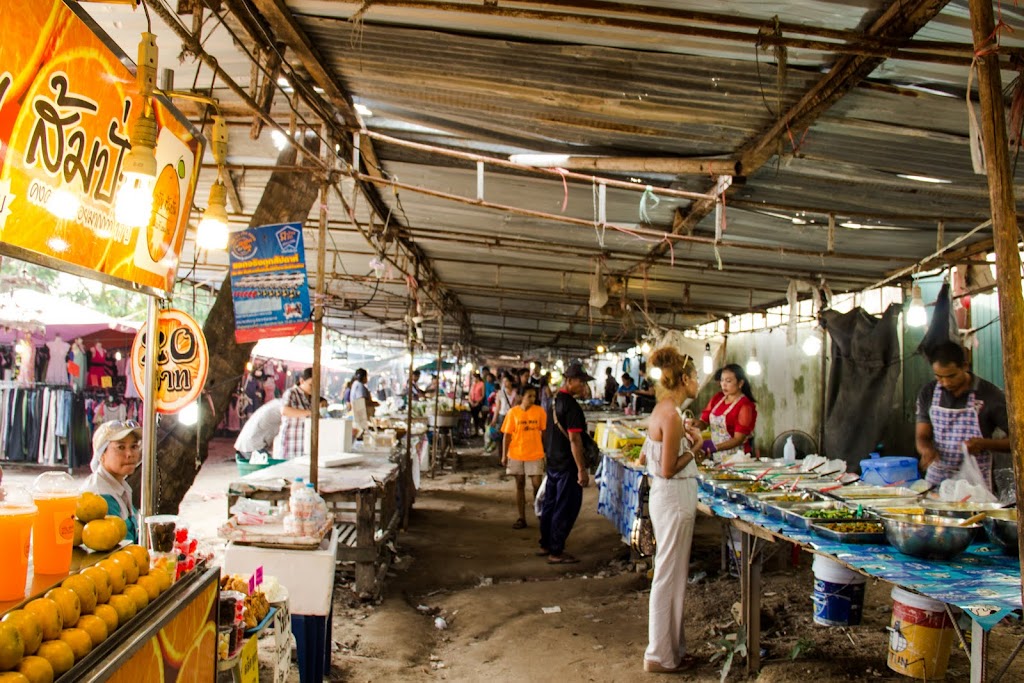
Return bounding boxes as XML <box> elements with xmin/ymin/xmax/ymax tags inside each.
<box><xmin>881</xmin><ymin>514</ymin><xmax>980</xmax><ymax>560</ymax></box>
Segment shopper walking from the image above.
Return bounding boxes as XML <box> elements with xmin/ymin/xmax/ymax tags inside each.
<box><xmin>538</xmin><ymin>361</ymin><xmax>593</xmax><ymax>564</ymax></box>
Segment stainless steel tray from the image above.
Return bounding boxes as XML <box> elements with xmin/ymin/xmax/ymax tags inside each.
<box><xmin>810</xmin><ymin>520</ymin><xmax>888</xmax><ymax>544</ymax></box>
<box><xmin>767</xmin><ymin>501</ymin><xmax>858</xmax><ymax>529</ymax></box>
<box><xmin>832</xmin><ymin>485</ymin><xmax>921</xmax><ymax>500</ymax></box>
<box><xmin>747</xmin><ymin>491</ymin><xmax>822</xmax><ymax>515</ymax></box>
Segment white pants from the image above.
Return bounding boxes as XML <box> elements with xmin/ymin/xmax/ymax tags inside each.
<box><xmin>644</xmin><ymin>476</ymin><xmax>698</xmax><ymax>668</ymax></box>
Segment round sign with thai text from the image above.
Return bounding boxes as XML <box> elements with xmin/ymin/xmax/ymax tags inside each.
<box><xmin>130</xmin><ymin>309</ymin><xmax>209</xmax><ymax>414</ymax></box>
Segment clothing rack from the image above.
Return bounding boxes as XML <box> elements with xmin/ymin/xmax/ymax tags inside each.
<box><xmin>0</xmin><ymin>381</ymin><xmax>90</xmax><ymax>471</ymax></box>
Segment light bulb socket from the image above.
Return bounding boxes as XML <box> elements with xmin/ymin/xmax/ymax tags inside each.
<box><xmin>211</xmin><ymin>116</ymin><xmax>229</xmax><ymax>167</ymax></box>
<box><xmin>137</xmin><ymin>32</ymin><xmax>159</xmax><ymax>98</ymax></box>
<box><xmin>204</xmin><ymin>181</ymin><xmax>228</xmax><ymax>223</ymax></box>
<box><xmin>122</xmin><ymin>112</ymin><xmax>158</xmax><ymax>179</ymax></box>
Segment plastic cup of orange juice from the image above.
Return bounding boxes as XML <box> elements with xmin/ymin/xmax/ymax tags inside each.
<box><xmin>30</xmin><ymin>472</ymin><xmax>79</xmax><ymax>575</ymax></box>
<box><xmin>0</xmin><ymin>486</ymin><xmax>38</xmax><ymax>600</ymax></box>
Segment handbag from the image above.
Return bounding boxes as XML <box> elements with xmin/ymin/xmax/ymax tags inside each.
<box><xmin>630</xmin><ymin>474</ymin><xmax>656</xmax><ymax>557</ymax></box>
<box><xmin>551</xmin><ymin>396</ymin><xmax>601</xmax><ymax>469</ymax></box>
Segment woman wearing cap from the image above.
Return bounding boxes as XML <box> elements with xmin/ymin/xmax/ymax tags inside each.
<box><xmin>84</xmin><ymin>420</ymin><xmax>143</xmax><ymax>543</ymax></box>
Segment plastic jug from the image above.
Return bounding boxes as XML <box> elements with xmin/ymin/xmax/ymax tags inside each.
<box><xmin>783</xmin><ymin>435</ymin><xmax>796</xmax><ymax>463</ymax></box>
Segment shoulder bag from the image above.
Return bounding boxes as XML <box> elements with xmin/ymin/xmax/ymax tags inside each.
<box><xmin>551</xmin><ymin>396</ymin><xmax>601</xmax><ymax>469</ymax></box>
<box><xmin>629</xmin><ymin>474</ymin><xmax>656</xmax><ymax>557</ymax></box>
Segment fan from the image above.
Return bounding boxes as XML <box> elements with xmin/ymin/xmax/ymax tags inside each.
<box><xmin>771</xmin><ymin>430</ymin><xmax>818</xmax><ymax>460</ymax></box>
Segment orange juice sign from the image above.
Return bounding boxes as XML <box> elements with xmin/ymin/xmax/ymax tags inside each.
<box><xmin>130</xmin><ymin>309</ymin><xmax>209</xmax><ymax>414</ymax></box>
<box><xmin>0</xmin><ymin>1</ymin><xmax>202</xmax><ymax>296</ymax></box>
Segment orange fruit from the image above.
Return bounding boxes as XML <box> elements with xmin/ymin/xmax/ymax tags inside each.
<box><xmin>150</xmin><ymin>565</ymin><xmax>172</xmax><ymax>593</ymax></box>
<box><xmin>61</xmin><ymin>574</ymin><xmax>97</xmax><ymax>615</ymax></box>
<box><xmin>110</xmin><ymin>552</ymin><xmax>139</xmax><ymax>584</ymax></box>
<box><xmin>107</xmin><ymin>595</ymin><xmax>136</xmax><ymax>626</ymax></box>
<box><xmin>0</xmin><ymin>673</ymin><xmax>29</xmax><ymax>683</ymax></box>
<box><xmin>74</xmin><ymin>493</ymin><xmax>107</xmax><ymax>523</ymax></box>
<box><xmin>135</xmin><ymin>575</ymin><xmax>161</xmax><ymax>602</ymax></box>
<box><xmin>92</xmin><ymin>605</ymin><xmax>118</xmax><ymax>634</ymax></box>
<box><xmin>112</xmin><ymin>638</ymin><xmax>162</xmax><ymax>682</ymax></box>
<box><xmin>42</xmin><ymin>589</ymin><xmax>79</xmax><ymax>629</ymax></box>
<box><xmin>105</xmin><ymin>515</ymin><xmax>127</xmax><ymax>542</ymax></box>
<box><xmin>122</xmin><ymin>585</ymin><xmax>149</xmax><ymax>612</ymax></box>
<box><xmin>81</xmin><ymin>519</ymin><xmax>120</xmax><ymax>552</ymax></box>
<box><xmin>73</xmin><ymin>615</ymin><xmax>107</xmax><ymax>649</ymax></box>
<box><xmin>121</xmin><ymin>545</ymin><xmax>150</xmax><ymax>576</ymax></box>
<box><xmin>22</xmin><ymin>600</ymin><xmax>61</xmax><ymax>641</ymax></box>
<box><xmin>97</xmin><ymin>559</ymin><xmax>126</xmax><ymax>595</ymax></box>
<box><xmin>57</xmin><ymin>628</ymin><xmax>91</xmax><ymax>661</ymax></box>
<box><xmin>81</xmin><ymin>567</ymin><xmax>111</xmax><ymax>604</ymax></box>
<box><xmin>178</xmin><ymin>622</ymin><xmax>216</xmax><ymax>683</ymax></box>
<box><xmin>72</xmin><ymin>519</ymin><xmax>83</xmax><ymax>547</ymax></box>
<box><xmin>33</xmin><ymin>641</ymin><xmax>73</xmax><ymax>677</ymax></box>
<box><xmin>0</xmin><ymin>622</ymin><xmax>25</xmax><ymax>671</ymax></box>
<box><xmin>1</xmin><ymin>611</ymin><xmax>42</xmax><ymax>656</ymax></box>
<box><xmin>15</xmin><ymin>656</ymin><xmax>53</xmax><ymax>683</ymax></box>
<box><xmin>158</xmin><ymin>582</ymin><xmax>216</xmax><ymax>667</ymax></box>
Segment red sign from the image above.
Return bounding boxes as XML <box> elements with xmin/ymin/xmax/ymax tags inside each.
<box><xmin>0</xmin><ymin>0</ymin><xmax>202</xmax><ymax>295</ymax></box>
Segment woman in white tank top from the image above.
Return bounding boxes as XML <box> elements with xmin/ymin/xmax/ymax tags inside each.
<box><xmin>639</xmin><ymin>347</ymin><xmax>704</xmax><ymax>674</ymax></box>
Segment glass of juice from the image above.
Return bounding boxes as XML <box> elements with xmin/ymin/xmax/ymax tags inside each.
<box><xmin>30</xmin><ymin>472</ymin><xmax>79</xmax><ymax>575</ymax></box>
<box><xmin>0</xmin><ymin>486</ymin><xmax>37</xmax><ymax>601</ymax></box>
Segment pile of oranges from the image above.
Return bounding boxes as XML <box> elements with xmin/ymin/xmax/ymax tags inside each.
<box><xmin>0</xmin><ymin>544</ymin><xmax>169</xmax><ymax>682</ymax></box>
<box><xmin>73</xmin><ymin>493</ymin><xmax>126</xmax><ymax>553</ymax></box>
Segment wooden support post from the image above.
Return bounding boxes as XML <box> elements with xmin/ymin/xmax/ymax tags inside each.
<box><xmin>968</xmin><ymin>0</ymin><xmax>1024</xmax><ymax>592</ymax></box>
<box><xmin>355</xmin><ymin>489</ymin><xmax>376</xmax><ymax>595</ymax></box>
<box><xmin>309</xmin><ymin>181</ymin><xmax>328</xmax><ymax>489</ymax></box>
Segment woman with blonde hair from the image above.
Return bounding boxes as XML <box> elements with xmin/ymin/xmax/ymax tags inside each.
<box><xmin>640</xmin><ymin>347</ymin><xmax>704</xmax><ymax>673</ymax></box>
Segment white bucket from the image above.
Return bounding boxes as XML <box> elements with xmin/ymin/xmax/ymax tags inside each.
<box><xmin>811</xmin><ymin>556</ymin><xmax>867</xmax><ymax>626</ymax></box>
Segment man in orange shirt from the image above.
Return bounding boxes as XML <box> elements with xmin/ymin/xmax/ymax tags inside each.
<box><xmin>501</xmin><ymin>385</ymin><xmax>547</xmax><ymax>529</ymax></box>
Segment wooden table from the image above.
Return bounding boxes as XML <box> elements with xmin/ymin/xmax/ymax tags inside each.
<box><xmin>227</xmin><ymin>454</ymin><xmax>402</xmax><ymax>597</ymax></box>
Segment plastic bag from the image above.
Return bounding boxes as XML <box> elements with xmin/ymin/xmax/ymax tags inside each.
<box><xmin>938</xmin><ymin>445</ymin><xmax>997</xmax><ymax>503</ymax></box>
<box><xmin>534</xmin><ymin>475</ymin><xmax>547</xmax><ymax>517</ymax></box>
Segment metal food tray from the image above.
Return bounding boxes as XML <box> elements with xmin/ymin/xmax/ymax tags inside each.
<box><xmin>713</xmin><ymin>480</ymin><xmax>773</xmax><ymax>504</ymax></box>
<box><xmin>747</xmin><ymin>491</ymin><xmax>822</xmax><ymax>516</ymax></box>
<box><xmin>765</xmin><ymin>500</ymin><xmax>854</xmax><ymax>528</ymax></box>
<box><xmin>832</xmin><ymin>485</ymin><xmax>920</xmax><ymax>500</ymax></box>
<box><xmin>810</xmin><ymin>520</ymin><xmax>888</xmax><ymax>544</ymax></box>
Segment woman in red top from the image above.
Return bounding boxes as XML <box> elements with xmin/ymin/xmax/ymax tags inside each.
<box><xmin>693</xmin><ymin>363</ymin><xmax>757</xmax><ymax>462</ymax></box>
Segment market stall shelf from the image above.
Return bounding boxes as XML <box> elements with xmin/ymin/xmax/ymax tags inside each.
<box><xmin>219</xmin><ymin>514</ymin><xmax>334</xmax><ymax>550</ymax></box>
<box><xmin>227</xmin><ymin>454</ymin><xmax>401</xmax><ymax>597</ymax></box>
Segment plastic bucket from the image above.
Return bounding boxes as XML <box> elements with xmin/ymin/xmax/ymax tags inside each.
<box><xmin>887</xmin><ymin>587</ymin><xmax>954</xmax><ymax>679</ymax></box>
<box><xmin>811</xmin><ymin>556</ymin><xmax>867</xmax><ymax>626</ymax></box>
<box><xmin>236</xmin><ymin>455</ymin><xmax>285</xmax><ymax>477</ymax></box>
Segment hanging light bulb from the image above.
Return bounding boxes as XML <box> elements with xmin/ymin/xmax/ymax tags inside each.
<box><xmin>177</xmin><ymin>401</ymin><xmax>199</xmax><ymax>426</ymax></box>
<box><xmin>746</xmin><ymin>348</ymin><xmax>762</xmax><ymax>377</ymax></box>
<box><xmin>197</xmin><ymin>180</ymin><xmax>229</xmax><ymax>250</ymax></box>
<box><xmin>802</xmin><ymin>329</ymin><xmax>823</xmax><ymax>356</ymax></box>
<box><xmin>596</xmin><ymin>344</ymin><xmax>606</xmax><ymax>354</ymax></box>
<box><xmin>907</xmin><ymin>284</ymin><xmax>927</xmax><ymax>327</ymax></box>
<box><xmin>702</xmin><ymin>343</ymin><xmax>713</xmax><ymax>375</ymax></box>
<box><xmin>115</xmin><ymin>32</ymin><xmax>159</xmax><ymax>228</ymax></box>
<box><xmin>641</xmin><ymin>341</ymin><xmax>651</xmax><ymax>354</ymax></box>
<box><xmin>648</xmin><ymin>366</ymin><xmax>662</xmax><ymax>381</ymax></box>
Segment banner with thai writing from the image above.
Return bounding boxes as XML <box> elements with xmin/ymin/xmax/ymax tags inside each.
<box><xmin>130</xmin><ymin>308</ymin><xmax>209</xmax><ymax>414</ymax></box>
<box><xmin>0</xmin><ymin>0</ymin><xmax>203</xmax><ymax>296</ymax></box>
<box><xmin>229</xmin><ymin>222</ymin><xmax>312</xmax><ymax>343</ymax></box>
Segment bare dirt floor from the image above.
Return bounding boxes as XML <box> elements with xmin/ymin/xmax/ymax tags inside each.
<box><xmin>323</xmin><ymin>441</ymin><xmax>1024</xmax><ymax>683</ymax></box>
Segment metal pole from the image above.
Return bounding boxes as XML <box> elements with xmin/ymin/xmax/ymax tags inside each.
<box><xmin>431</xmin><ymin>317</ymin><xmax>444</xmax><ymax>474</ymax></box>
<box><xmin>140</xmin><ymin>297</ymin><xmax>160</xmax><ymax>530</ymax></box>
<box><xmin>310</xmin><ymin>181</ymin><xmax>328</xmax><ymax>489</ymax></box>
<box><xmin>968</xmin><ymin>0</ymin><xmax>1024</xmax><ymax>596</ymax></box>
<box><xmin>403</xmin><ymin>295</ymin><xmax>416</xmax><ymax>525</ymax></box>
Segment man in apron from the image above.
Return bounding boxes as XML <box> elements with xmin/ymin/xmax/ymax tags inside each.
<box><xmin>915</xmin><ymin>342</ymin><xmax>1009</xmax><ymax>489</ymax></box>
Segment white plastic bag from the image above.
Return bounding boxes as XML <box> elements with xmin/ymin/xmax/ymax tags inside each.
<box><xmin>938</xmin><ymin>445</ymin><xmax>996</xmax><ymax>503</ymax></box>
<box><xmin>534</xmin><ymin>475</ymin><xmax>548</xmax><ymax>517</ymax></box>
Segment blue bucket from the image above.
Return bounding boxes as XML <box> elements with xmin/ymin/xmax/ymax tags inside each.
<box><xmin>811</xmin><ymin>556</ymin><xmax>867</xmax><ymax>626</ymax></box>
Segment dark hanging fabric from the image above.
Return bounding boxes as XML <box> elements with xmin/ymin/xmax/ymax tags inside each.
<box><xmin>917</xmin><ymin>283</ymin><xmax>959</xmax><ymax>361</ymax></box>
<box><xmin>34</xmin><ymin>345</ymin><xmax>50</xmax><ymax>383</ymax></box>
<box><xmin>6</xmin><ymin>389</ymin><xmax>29</xmax><ymax>461</ymax></box>
<box><xmin>822</xmin><ymin>304</ymin><xmax>903</xmax><ymax>469</ymax></box>
<box><xmin>68</xmin><ymin>393</ymin><xmax>91</xmax><ymax>468</ymax></box>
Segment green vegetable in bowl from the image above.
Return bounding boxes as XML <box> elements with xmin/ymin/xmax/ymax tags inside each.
<box><xmin>804</xmin><ymin>508</ymin><xmax>860</xmax><ymax>520</ymax></box>
<box><xmin>622</xmin><ymin>445</ymin><xmax>643</xmax><ymax>461</ymax></box>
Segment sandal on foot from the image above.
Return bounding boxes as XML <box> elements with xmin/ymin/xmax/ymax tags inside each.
<box><xmin>643</xmin><ymin>656</ymin><xmax>697</xmax><ymax>674</ymax></box>
<box><xmin>512</xmin><ymin>518</ymin><xmax>527</xmax><ymax>529</ymax></box>
<box><xmin>546</xmin><ymin>554</ymin><xmax>580</xmax><ymax>565</ymax></box>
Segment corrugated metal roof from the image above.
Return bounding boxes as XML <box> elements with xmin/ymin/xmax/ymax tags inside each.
<box><xmin>73</xmin><ymin>0</ymin><xmax>1015</xmax><ymax>355</ymax></box>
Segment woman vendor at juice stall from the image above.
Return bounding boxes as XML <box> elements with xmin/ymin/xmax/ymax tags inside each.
<box><xmin>690</xmin><ymin>364</ymin><xmax>757</xmax><ymax>462</ymax></box>
<box><xmin>84</xmin><ymin>420</ymin><xmax>142</xmax><ymax>543</ymax></box>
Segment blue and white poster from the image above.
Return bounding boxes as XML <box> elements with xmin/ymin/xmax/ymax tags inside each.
<box><xmin>228</xmin><ymin>222</ymin><xmax>312</xmax><ymax>343</ymax></box>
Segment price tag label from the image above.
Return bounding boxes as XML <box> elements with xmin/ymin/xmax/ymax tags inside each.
<box><xmin>239</xmin><ymin>635</ymin><xmax>259</xmax><ymax>683</ymax></box>
<box><xmin>249</xmin><ymin>566</ymin><xmax>263</xmax><ymax>594</ymax></box>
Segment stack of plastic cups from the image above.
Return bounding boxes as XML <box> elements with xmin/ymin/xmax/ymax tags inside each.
<box><xmin>0</xmin><ymin>486</ymin><xmax>37</xmax><ymax>601</ymax></box>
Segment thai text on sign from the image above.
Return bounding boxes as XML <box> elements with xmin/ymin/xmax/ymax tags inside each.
<box><xmin>130</xmin><ymin>309</ymin><xmax>210</xmax><ymax>414</ymax></box>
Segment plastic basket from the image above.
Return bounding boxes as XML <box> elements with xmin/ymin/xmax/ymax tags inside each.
<box><xmin>236</xmin><ymin>455</ymin><xmax>286</xmax><ymax>477</ymax></box>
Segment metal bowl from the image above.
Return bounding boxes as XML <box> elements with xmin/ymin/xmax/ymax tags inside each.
<box><xmin>982</xmin><ymin>509</ymin><xmax>1019</xmax><ymax>555</ymax></box>
<box><xmin>922</xmin><ymin>501</ymin><xmax>1005</xmax><ymax>518</ymax></box>
<box><xmin>881</xmin><ymin>514</ymin><xmax>980</xmax><ymax>560</ymax></box>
